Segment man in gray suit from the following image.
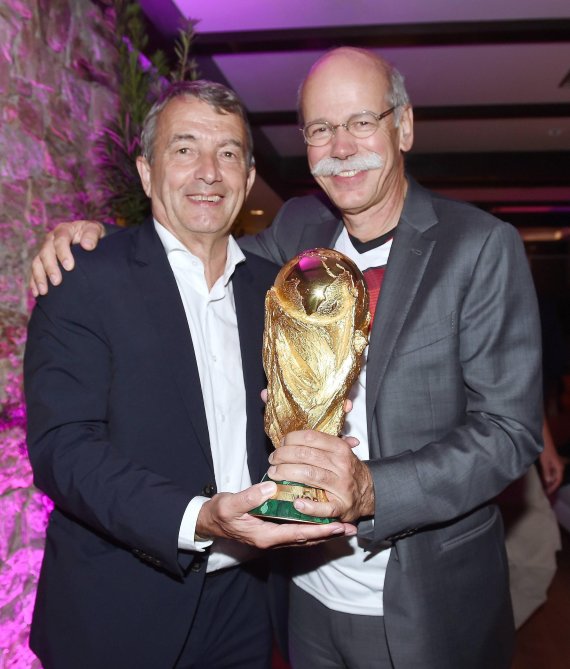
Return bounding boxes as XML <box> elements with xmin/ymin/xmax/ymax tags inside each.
<box><xmin>31</xmin><ymin>48</ymin><xmax>543</xmax><ymax>669</ymax></box>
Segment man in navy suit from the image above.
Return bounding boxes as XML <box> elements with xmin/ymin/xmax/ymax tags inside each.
<box><xmin>24</xmin><ymin>80</ymin><xmax>355</xmax><ymax>669</ymax></box>
<box><xmin>30</xmin><ymin>49</ymin><xmax>543</xmax><ymax>668</ymax></box>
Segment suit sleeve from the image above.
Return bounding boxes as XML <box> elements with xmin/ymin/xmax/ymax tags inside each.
<box><xmin>365</xmin><ymin>222</ymin><xmax>543</xmax><ymax>543</ymax></box>
<box><xmin>238</xmin><ymin>196</ymin><xmax>341</xmax><ymax>264</ymax></box>
<box><xmin>238</xmin><ymin>199</ymin><xmax>299</xmax><ymax>264</ymax></box>
<box><xmin>24</xmin><ymin>263</ymin><xmax>192</xmax><ymax>577</ymax></box>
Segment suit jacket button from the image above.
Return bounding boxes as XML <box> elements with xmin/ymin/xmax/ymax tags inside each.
<box><xmin>191</xmin><ymin>558</ymin><xmax>204</xmax><ymax>572</ymax></box>
<box><xmin>202</xmin><ymin>483</ymin><xmax>216</xmax><ymax>497</ymax></box>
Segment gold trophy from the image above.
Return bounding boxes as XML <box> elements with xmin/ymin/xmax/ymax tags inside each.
<box><xmin>251</xmin><ymin>248</ymin><xmax>370</xmax><ymax>523</ymax></box>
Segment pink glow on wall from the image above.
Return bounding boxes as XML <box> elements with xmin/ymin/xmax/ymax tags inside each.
<box><xmin>0</xmin><ymin>1</ymin><xmax>119</xmax><ymax>665</ymax></box>
<box><xmin>0</xmin><ymin>322</ymin><xmax>50</xmax><ymax>669</ymax></box>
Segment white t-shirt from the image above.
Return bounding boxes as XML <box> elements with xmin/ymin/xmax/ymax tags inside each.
<box><xmin>292</xmin><ymin>227</ymin><xmax>394</xmax><ymax>615</ymax></box>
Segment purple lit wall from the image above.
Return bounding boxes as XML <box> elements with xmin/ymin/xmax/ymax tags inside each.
<box><xmin>0</xmin><ymin>1</ymin><xmax>119</xmax><ymax>665</ymax></box>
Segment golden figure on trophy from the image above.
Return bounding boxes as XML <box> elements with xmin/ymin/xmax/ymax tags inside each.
<box><xmin>251</xmin><ymin>248</ymin><xmax>370</xmax><ymax>523</ymax></box>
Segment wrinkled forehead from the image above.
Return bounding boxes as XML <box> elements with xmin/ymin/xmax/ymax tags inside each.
<box><xmin>159</xmin><ymin>96</ymin><xmax>246</xmax><ymax>132</ymax></box>
<box><xmin>300</xmin><ymin>50</ymin><xmax>391</xmax><ymax>122</ymax></box>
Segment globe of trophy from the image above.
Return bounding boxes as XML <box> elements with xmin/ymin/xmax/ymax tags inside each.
<box><xmin>250</xmin><ymin>248</ymin><xmax>370</xmax><ymax>523</ymax></box>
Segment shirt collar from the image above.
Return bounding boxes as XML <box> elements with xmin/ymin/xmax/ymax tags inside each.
<box><xmin>153</xmin><ymin>219</ymin><xmax>246</xmax><ymax>286</ymax></box>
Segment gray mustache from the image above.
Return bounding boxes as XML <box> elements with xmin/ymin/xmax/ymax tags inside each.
<box><xmin>311</xmin><ymin>153</ymin><xmax>384</xmax><ymax>177</ymax></box>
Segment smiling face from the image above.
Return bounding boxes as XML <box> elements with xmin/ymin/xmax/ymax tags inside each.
<box><xmin>301</xmin><ymin>49</ymin><xmax>413</xmax><ymax>236</ymax></box>
<box><xmin>136</xmin><ymin>96</ymin><xmax>255</xmax><ymax>252</ymax></box>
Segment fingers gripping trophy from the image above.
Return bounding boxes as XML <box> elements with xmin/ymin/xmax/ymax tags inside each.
<box><xmin>251</xmin><ymin>248</ymin><xmax>370</xmax><ymax>523</ymax></box>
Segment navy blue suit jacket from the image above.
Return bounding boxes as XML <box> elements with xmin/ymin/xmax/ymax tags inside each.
<box><xmin>24</xmin><ymin>220</ymin><xmax>279</xmax><ymax>669</ymax></box>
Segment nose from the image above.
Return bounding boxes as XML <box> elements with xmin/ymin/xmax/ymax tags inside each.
<box><xmin>329</xmin><ymin>125</ymin><xmax>358</xmax><ymax>159</ymax></box>
<box><xmin>195</xmin><ymin>152</ymin><xmax>222</xmax><ymax>184</ymax></box>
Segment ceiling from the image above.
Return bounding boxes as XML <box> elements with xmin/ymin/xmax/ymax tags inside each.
<box><xmin>139</xmin><ymin>0</ymin><xmax>570</xmax><ymax>235</ymax></box>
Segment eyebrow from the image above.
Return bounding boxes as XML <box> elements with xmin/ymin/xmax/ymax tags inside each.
<box><xmin>168</xmin><ymin>134</ymin><xmax>244</xmax><ymax>152</ymax></box>
<box><xmin>220</xmin><ymin>138</ymin><xmax>245</xmax><ymax>151</ymax></box>
<box><xmin>305</xmin><ymin>111</ymin><xmax>371</xmax><ymax>125</ymax></box>
<box><xmin>168</xmin><ymin>133</ymin><xmax>197</xmax><ymax>147</ymax></box>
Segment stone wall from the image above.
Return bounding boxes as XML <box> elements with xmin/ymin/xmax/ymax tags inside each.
<box><xmin>0</xmin><ymin>1</ymin><xmax>118</xmax><ymax>665</ymax></box>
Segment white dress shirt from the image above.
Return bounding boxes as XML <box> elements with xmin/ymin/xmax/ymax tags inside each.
<box><xmin>155</xmin><ymin>221</ymin><xmax>257</xmax><ymax>572</ymax></box>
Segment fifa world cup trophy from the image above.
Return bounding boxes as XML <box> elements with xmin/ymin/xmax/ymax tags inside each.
<box><xmin>251</xmin><ymin>248</ymin><xmax>370</xmax><ymax>523</ymax></box>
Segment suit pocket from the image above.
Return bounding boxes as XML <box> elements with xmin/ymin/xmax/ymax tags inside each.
<box><xmin>439</xmin><ymin>506</ymin><xmax>499</xmax><ymax>552</ymax></box>
<box><xmin>395</xmin><ymin>311</ymin><xmax>456</xmax><ymax>356</ymax></box>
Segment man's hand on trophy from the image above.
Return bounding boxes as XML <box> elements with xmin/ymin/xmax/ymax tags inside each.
<box><xmin>197</xmin><ymin>480</ymin><xmax>357</xmax><ymax>548</ymax></box>
<box><xmin>267</xmin><ymin>430</ymin><xmax>375</xmax><ymax>523</ymax></box>
<box><xmin>30</xmin><ymin>220</ymin><xmax>105</xmax><ymax>297</ymax></box>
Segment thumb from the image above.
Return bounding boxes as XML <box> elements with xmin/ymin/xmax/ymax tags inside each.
<box><xmin>236</xmin><ymin>480</ymin><xmax>277</xmax><ymax>513</ymax></box>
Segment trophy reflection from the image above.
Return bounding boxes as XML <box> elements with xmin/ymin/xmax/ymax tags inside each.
<box><xmin>250</xmin><ymin>248</ymin><xmax>370</xmax><ymax>524</ymax></box>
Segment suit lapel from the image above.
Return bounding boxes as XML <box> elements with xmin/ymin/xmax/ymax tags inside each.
<box><xmin>364</xmin><ymin>181</ymin><xmax>438</xmax><ymax>449</ymax></box>
<box><xmin>365</xmin><ymin>226</ymin><xmax>435</xmax><ymax>441</ymax></box>
<box><xmin>233</xmin><ymin>258</ymin><xmax>273</xmax><ymax>483</ymax></box>
<box><xmin>307</xmin><ymin>180</ymin><xmax>439</xmax><ymax>456</ymax></box>
<box><xmin>129</xmin><ymin>221</ymin><xmax>214</xmax><ymax>473</ymax></box>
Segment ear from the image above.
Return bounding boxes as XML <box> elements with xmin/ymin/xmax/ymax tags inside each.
<box><xmin>245</xmin><ymin>164</ymin><xmax>256</xmax><ymax>199</ymax></box>
<box><xmin>136</xmin><ymin>156</ymin><xmax>152</xmax><ymax>198</ymax></box>
<box><xmin>397</xmin><ymin>105</ymin><xmax>414</xmax><ymax>154</ymax></box>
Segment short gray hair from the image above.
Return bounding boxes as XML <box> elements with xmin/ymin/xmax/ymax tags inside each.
<box><xmin>140</xmin><ymin>80</ymin><xmax>254</xmax><ymax>167</ymax></box>
<box><xmin>386</xmin><ymin>65</ymin><xmax>410</xmax><ymax>127</ymax></box>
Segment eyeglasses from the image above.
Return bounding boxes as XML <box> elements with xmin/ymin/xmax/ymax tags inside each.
<box><xmin>302</xmin><ymin>108</ymin><xmax>397</xmax><ymax>147</ymax></box>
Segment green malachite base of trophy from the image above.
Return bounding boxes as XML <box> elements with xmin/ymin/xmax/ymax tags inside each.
<box><xmin>250</xmin><ymin>474</ymin><xmax>335</xmax><ymax>524</ymax></box>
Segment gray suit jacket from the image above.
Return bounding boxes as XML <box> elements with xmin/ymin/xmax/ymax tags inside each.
<box><xmin>240</xmin><ymin>177</ymin><xmax>543</xmax><ymax>668</ymax></box>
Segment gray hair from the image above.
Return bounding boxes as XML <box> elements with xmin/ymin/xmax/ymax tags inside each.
<box><xmin>140</xmin><ymin>80</ymin><xmax>254</xmax><ymax>167</ymax></box>
<box><xmin>386</xmin><ymin>65</ymin><xmax>410</xmax><ymax>127</ymax></box>
<box><xmin>297</xmin><ymin>49</ymin><xmax>411</xmax><ymax>127</ymax></box>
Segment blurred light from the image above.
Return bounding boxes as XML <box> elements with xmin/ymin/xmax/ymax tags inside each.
<box><xmin>559</xmin><ymin>69</ymin><xmax>570</xmax><ymax>88</ymax></box>
<box><xmin>492</xmin><ymin>205</ymin><xmax>570</xmax><ymax>214</ymax></box>
<box><xmin>519</xmin><ymin>227</ymin><xmax>570</xmax><ymax>242</ymax></box>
